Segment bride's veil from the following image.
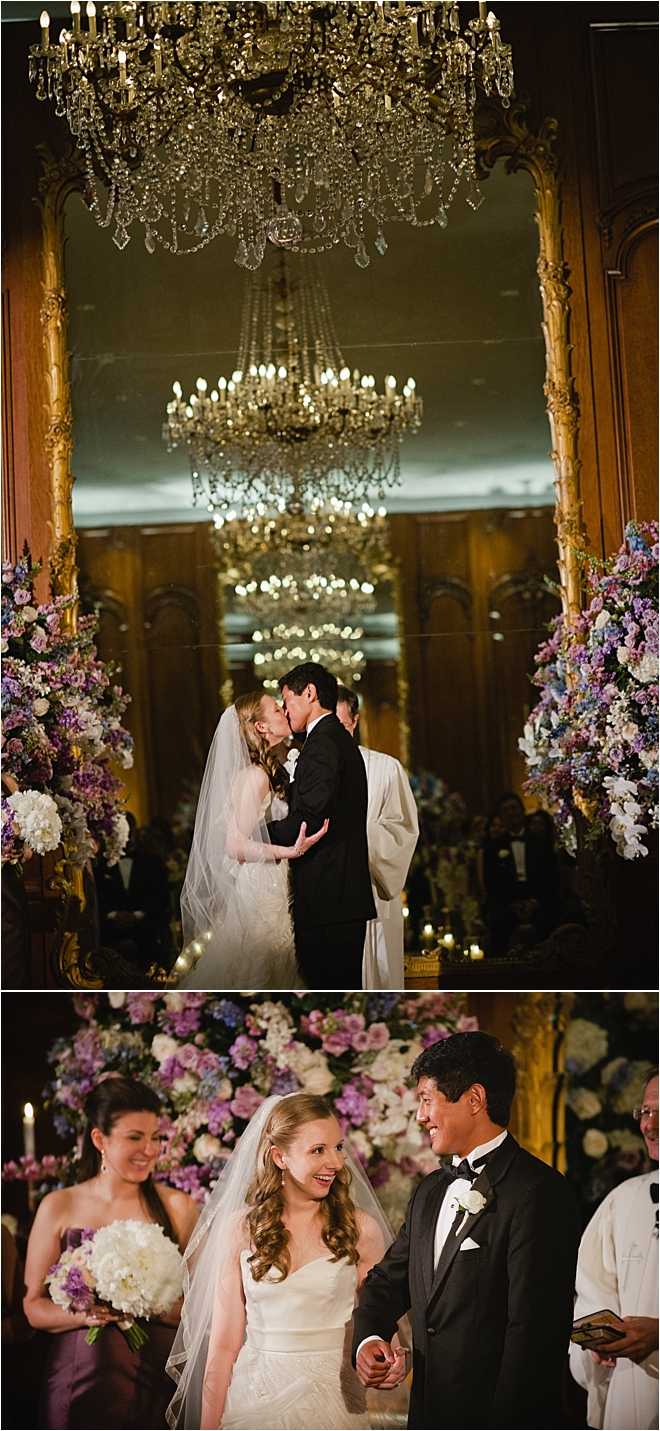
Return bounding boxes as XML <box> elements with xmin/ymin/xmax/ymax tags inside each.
<box><xmin>165</xmin><ymin>1095</ymin><xmax>403</xmax><ymax>1429</ymax></box>
<box><xmin>178</xmin><ymin>704</ymin><xmax>270</xmax><ymax>975</ymax></box>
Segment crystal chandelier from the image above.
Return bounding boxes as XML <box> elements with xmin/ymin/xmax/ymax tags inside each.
<box><xmin>253</xmin><ymin>624</ymin><xmax>368</xmax><ymax>689</ymax></box>
<box><xmin>165</xmin><ymin>254</ymin><xmax>422</xmax><ymax>512</ymax></box>
<box><xmin>30</xmin><ymin>3</ymin><xmax>513</xmax><ymax>269</ymax></box>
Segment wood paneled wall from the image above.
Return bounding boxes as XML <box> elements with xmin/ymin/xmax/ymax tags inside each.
<box><xmin>77</xmin><ymin>524</ymin><xmax>222</xmax><ymax>827</ymax></box>
<box><xmin>390</xmin><ymin>507</ymin><xmax>561</xmax><ymax>815</ymax></box>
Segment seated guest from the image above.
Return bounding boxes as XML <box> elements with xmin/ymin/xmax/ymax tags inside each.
<box><xmin>336</xmin><ymin>686</ymin><xmax>419</xmax><ymax>988</ymax></box>
<box><xmin>569</xmin><ymin>1068</ymin><xmax>659</xmax><ymax>1429</ymax></box>
<box><xmin>95</xmin><ymin>812</ymin><xmax>171</xmax><ymax>969</ymax></box>
<box><xmin>482</xmin><ymin>793</ymin><xmax>560</xmax><ymax>955</ymax></box>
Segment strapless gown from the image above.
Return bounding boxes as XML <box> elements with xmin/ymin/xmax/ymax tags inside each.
<box><xmin>181</xmin><ymin>792</ymin><xmax>303</xmax><ymax>990</ymax></box>
<box><xmin>39</xmin><ymin>1229</ymin><xmax>177</xmax><ymax>1430</ymax></box>
<box><xmin>220</xmin><ymin>1253</ymin><xmax>371</xmax><ymax>1430</ymax></box>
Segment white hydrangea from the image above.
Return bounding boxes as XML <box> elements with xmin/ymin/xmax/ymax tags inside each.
<box><xmin>565</xmin><ymin>1018</ymin><xmax>608</xmax><ymax>1074</ymax></box>
<box><xmin>354</xmin><ymin>1038</ymin><xmax>422</xmax><ymax>1087</ymax></box>
<box><xmin>286</xmin><ymin>1043</ymin><xmax>334</xmax><ymax>1096</ymax></box>
<box><xmin>567</xmin><ymin>1087</ymin><xmax>602</xmax><ymax>1121</ymax></box>
<box><xmin>629</xmin><ymin>651</ymin><xmax>659</xmax><ymax>684</ymax></box>
<box><xmin>104</xmin><ymin>811</ymin><xmax>130</xmax><ymax>868</ymax></box>
<box><xmin>6</xmin><ymin>789</ymin><xmax>62</xmax><ymax>855</ymax></box>
<box><xmin>89</xmin><ymin>1220</ymin><xmax>183</xmax><ymax>1318</ymax></box>
<box><xmin>250</xmin><ymin>1001</ymin><xmax>296</xmax><ymax>1066</ymax></box>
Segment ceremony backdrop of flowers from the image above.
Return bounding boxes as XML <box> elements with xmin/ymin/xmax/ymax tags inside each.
<box><xmin>519</xmin><ymin>521</ymin><xmax>658</xmax><ymax>860</ymax></box>
<box><xmin>564</xmin><ymin>992</ymin><xmax>658</xmax><ymax>1222</ymax></box>
<box><xmin>2</xmin><ymin>992</ymin><xmax>476</xmax><ymax>1230</ymax></box>
<box><xmin>1</xmin><ymin>552</ymin><xmax>133</xmax><ymax>868</ymax></box>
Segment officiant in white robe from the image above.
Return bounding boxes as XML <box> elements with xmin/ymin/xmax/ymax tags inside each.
<box><xmin>569</xmin><ymin>1070</ymin><xmax>659</xmax><ymax>1430</ymax></box>
<box><xmin>336</xmin><ymin>690</ymin><xmax>418</xmax><ymax>989</ymax></box>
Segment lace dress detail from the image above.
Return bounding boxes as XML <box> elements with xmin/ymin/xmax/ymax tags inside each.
<box><xmin>220</xmin><ymin>1254</ymin><xmax>370</xmax><ymax>1430</ymax></box>
<box><xmin>181</xmin><ymin>791</ymin><xmax>301</xmax><ymax>989</ymax></box>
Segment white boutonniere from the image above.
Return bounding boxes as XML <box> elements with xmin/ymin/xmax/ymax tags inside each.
<box><xmin>455</xmin><ymin>1188</ymin><xmax>487</xmax><ymax>1236</ymax></box>
<box><xmin>283</xmin><ymin>748</ymin><xmax>299</xmax><ymax>782</ymax></box>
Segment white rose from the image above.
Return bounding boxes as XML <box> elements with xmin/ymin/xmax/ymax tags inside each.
<box><xmin>193</xmin><ymin>1134</ymin><xmax>223</xmax><ymax>1163</ymax></box>
<box><xmin>457</xmin><ymin>1188</ymin><xmax>487</xmax><ymax>1216</ymax></box>
<box><xmin>108</xmin><ymin>992</ymin><xmax>127</xmax><ymax>1008</ymax></box>
<box><xmin>164</xmin><ymin>993</ymin><xmax>184</xmax><ymax>1012</ymax></box>
<box><xmin>617</xmin><ymin>646</ymin><xmax>631</xmax><ymax>664</ymax></box>
<box><xmin>287</xmin><ymin>1043</ymin><xmax>334</xmax><ymax>1096</ymax></box>
<box><xmin>568</xmin><ymin>1087</ymin><xmax>602</xmax><ymax>1121</ymax></box>
<box><xmin>0</xmin><ymin>639</ymin><xmax>7</xmax><ymax>653</ymax></box>
<box><xmin>152</xmin><ymin>1034</ymin><xmax>181</xmax><ymax>1064</ymax></box>
<box><xmin>594</xmin><ymin>609</ymin><xmax>611</xmax><ymax>630</ymax></box>
<box><xmin>583</xmin><ymin>1128</ymin><xmax>609</xmax><ymax>1159</ymax></box>
<box><xmin>172</xmin><ymin>1071</ymin><xmax>199</xmax><ymax>1096</ymax></box>
<box><xmin>33</xmin><ymin>697</ymin><xmax>50</xmax><ymax>716</ymax></box>
<box><xmin>21</xmin><ymin>606</ymin><xmax>38</xmax><ymax>622</ymax></box>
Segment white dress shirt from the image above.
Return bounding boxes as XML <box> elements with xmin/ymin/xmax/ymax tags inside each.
<box><xmin>357</xmin><ymin>1129</ymin><xmax>509</xmax><ymax>1358</ymax></box>
<box><xmin>510</xmin><ymin>836</ymin><xmax>527</xmax><ymax>882</ymax></box>
<box><xmin>433</xmin><ymin>1129</ymin><xmax>508</xmax><ymax>1266</ymax></box>
<box><xmin>306</xmin><ymin>711</ymin><xmax>332</xmax><ymax>736</ymax></box>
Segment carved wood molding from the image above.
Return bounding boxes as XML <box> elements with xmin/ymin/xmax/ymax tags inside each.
<box><xmin>489</xmin><ymin>567</ymin><xmax>561</xmax><ymax>609</ymax></box>
<box><xmin>512</xmin><ymin>991</ymin><xmax>575</xmax><ymax>1173</ymax></box>
<box><xmin>475</xmin><ymin>95</ymin><xmax>586</xmax><ymax>622</ymax></box>
<box><xmin>419</xmin><ymin>574</ymin><xmax>473</xmax><ymax>624</ymax></box>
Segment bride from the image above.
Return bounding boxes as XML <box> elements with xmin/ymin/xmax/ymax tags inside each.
<box><xmin>166</xmin><ymin>1093</ymin><xmax>408</xmax><ymax>1430</ymax></box>
<box><xmin>178</xmin><ymin>694</ymin><xmax>327</xmax><ymax>989</ymax></box>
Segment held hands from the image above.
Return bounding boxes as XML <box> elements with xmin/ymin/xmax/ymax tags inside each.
<box><xmin>289</xmin><ymin>819</ymin><xmax>329</xmax><ymax>859</ymax></box>
<box><xmin>356</xmin><ymin>1339</ymin><xmax>407</xmax><ymax>1389</ymax></box>
<box><xmin>81</xmin><ymin>1303</ymin><xmax>123</xmax><ymax>1329</ymax></box>
<box><xmin>591</xmin><ymin>1316</ymin><xmax>659</xmax><ymax>1366</ymax></box>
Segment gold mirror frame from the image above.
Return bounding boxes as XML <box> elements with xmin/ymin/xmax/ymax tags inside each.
<box><xmin>36</xmin><ymin>94</ymin><xmax>584</xmax><ymax>985</ymax></box>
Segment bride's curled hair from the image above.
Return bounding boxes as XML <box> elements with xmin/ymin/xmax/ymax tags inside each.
<box><xmin>235</xmin><ymin>692</ymin><xmax>289</xmax><ymax>800</ymax></box>
<box><xmin>246</xmin><ymin>1094</ymin><xmax>360</xmax><ymax>1282</ymax></box>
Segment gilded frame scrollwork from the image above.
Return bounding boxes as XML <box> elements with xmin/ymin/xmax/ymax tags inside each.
<box><xmin>36</xmin><ymin>94</ymin><xmax>584</xmax><ymax>984</ymax></box>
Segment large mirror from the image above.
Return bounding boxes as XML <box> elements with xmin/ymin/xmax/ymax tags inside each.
<box><xmin>33</xmin><ymin>86</ymin><xmax>583</xmax><ymax>976</ymax></box>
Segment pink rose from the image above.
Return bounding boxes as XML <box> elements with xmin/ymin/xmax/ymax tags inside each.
<box><xmin>14</xmin><ymin>589</ymin><xmax>31</xmax><ymax>606</ymax></box>
<box><xmin>197</xmin><ymin>1050</ymin><xmax>221</xmax><ymax>1073</ymax></box>
<box><xmin>344</xmin><ymin>1014</ymin><xmax>366</xmax><ymax>1036</ymax></box>
<box><xmin>230</xmin><ymin>1085</ymin><xmax>264</xmax><ymax>1121</ymax></box>
<box><xmin>456</xmin><ymin>1015</ymin><xmax>479</xmax><ymax>1033</ymax></box>
<box><xmin>178</xmin><ymin>1043</ymin><xmax>202</xmax><ymax>1070</ymax></box>
<box><xmin>29</xmin><ymin>630</ymin><xmax>48</xmax><ymax>653</ymax></box>
<box><xmin>366</xmin><ymin>1023</ymin><xmax>390</xmax><ymax>1050</ymax></box>
<box><xmin>321</xmin><ymin>1031</ymin><xmax>352</xmax><ymax>1056</ymax></box>
<box><xmin>350</xmin><ymin>1031</ymin><xmax>372</xmax><ymax>1052</ymax></box>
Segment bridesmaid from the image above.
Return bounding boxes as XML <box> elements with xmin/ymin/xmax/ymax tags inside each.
<box><xmin>24</xmin><ymin>1077</ymin><xmax>198</xmax><ymax>1430</ymax></box>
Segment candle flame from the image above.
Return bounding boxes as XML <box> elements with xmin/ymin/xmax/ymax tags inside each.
<box><xmin>24</xmin><ymin>1103</ymin><xmax>34</xmax><ymax>1120</ymax></box>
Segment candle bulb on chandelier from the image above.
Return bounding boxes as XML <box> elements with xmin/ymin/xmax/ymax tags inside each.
<box><xmin>154</xmin><ymin>36</ymin><xmax>162</xmax><ymax>78</ymax></box>
<box><xmin>118</xmin><ymin>48</ymin><xmax>127</xmax><ymax>85</ymax></box>
<box><xmin>479</xmin><ymin>2</ymin><xmax>487</xmax><ymax>18</ymax></box>
<box><xmin>70</xmin><ymin>1</ymin><xmax>81</xmax><ymax>38</ymax></box>
<box><xmin>86</xmin><ymin>2</ymin><xmax>96</xmax><ymax>39</ymax></box>
<box><xmin>40</xmin><ymin>9</ymin><xmax>50</xmax><ymax>49</ymax></box>
<box><xmin>23</xmin><ymin>1103</ymin><xmax>36</xmax><ymax>1160</ymax></box>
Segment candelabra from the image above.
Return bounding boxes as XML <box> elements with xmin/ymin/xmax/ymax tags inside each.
<box><xmin>31</xmin><ymin>3</ymin><xmax>513</xmax><ymax>268</ymax></box>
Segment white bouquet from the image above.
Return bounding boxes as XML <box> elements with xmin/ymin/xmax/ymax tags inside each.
<box><xmin>45</xmin><ymin>1219</ymin><xmax>183</xmax><ymax>1351</ymax></box>
<box><xmin>6</xmin><ymin>789</ymin><xmax>62</xmax><ymax>855</ymax></box>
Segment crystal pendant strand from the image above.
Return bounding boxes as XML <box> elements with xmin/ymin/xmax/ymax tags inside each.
<box><xmin>30</xmin><ymin>2</ymin><xmax>514</xmax><ymax>268</ymax></box>
<box><xmin>164</xmin><ymin>253</ymin><xmax>422</xmax><ymax>513</ymax></box>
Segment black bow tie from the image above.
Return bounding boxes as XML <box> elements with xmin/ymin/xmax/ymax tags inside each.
<box><xmin>445</xmin><ymin>1154</ymin><xmax>491</xmax><ymax>1184</ymax></box>
<box><xmin>650</xmin><ymin>1184</ymin><xmax>658</xmax><ymax>1204</ymax></box>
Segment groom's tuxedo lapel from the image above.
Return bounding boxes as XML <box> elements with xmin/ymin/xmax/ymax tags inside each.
<box><xmin>420</xmin><ymin>1174</ymin><xmax>450</xmax><ymax>1301</ymax></box>
<box><xmin>428</xmin><ymin>1135</ymin><xmax>518</xmax><ymax>1303</ymax></box>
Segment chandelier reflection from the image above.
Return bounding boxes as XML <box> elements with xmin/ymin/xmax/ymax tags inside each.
<box><xmin>166</xmin><ymin>255</ymin><xmax>422</xmax><ymax>512</ymax></box>
<box><xmin>31</xmin><ymin>4</ymin><xmax>513</xmax><ymax>268</ymax></box>
<box><xmin>213</xmin><ymin>502</ymin><xmax>394</xmax><ymax>688</ymax></box>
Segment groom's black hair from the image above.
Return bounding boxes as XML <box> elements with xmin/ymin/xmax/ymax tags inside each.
<box><xmin>411</xmin><ymin>1032</ymin><xmax>516</xmax><ymax>1127</ymax></box>
<box><xmin>279</xmin><ymin>662</ymin><xmax>338</xmax><ymax>712</ymax></box>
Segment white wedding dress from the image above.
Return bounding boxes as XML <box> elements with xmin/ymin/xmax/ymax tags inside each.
<box><xmin>181</xmin><ymin>791</ymin><xmax>301</xmax><ymax>989</ymax></box>
<box><xmin>221</xmin><ymin>1253</ymin><xmax>370</xmax><ymax>1431</ymax></box>
<box><xmin>178</xmin><ymin>707</ymin><xmax>302</xmax><ymax>989</ymax></box>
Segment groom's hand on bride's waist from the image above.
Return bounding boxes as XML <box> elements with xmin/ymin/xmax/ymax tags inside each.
<box><xmin>356</xmin><ymin>1338</ymin><xmax>398</xmax><ymax>1388</ymax></box>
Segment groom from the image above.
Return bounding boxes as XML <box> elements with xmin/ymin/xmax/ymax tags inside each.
<box><xmin>267</xmin><ymin>661</ymin><xmax>376</xmax><ymax>988</ymax></box>
<box><xmin>353</xmin><ymin>1031</ymin><xmax>582</xmax><ymax>1430</ymax></box>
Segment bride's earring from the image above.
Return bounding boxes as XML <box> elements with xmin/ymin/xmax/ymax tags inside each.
<box><xmin>100</xmin><ymin>1149</ymin><xmax>107</xmax><ymax>1173</ymax></box>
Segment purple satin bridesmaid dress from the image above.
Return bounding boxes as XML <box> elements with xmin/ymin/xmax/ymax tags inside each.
<box><xmin>39</xmin><ymin>1230</ymin><xmax>177</xmax><ymax>1430</ymax></box>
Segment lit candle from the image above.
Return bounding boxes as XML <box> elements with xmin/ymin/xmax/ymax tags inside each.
<box><xmin>70</xmin><ymin>1</ymin><xmax>81</xmax><ymax>37</ymax></box>
<box><xmin>40</xmin><ymin>9</ymin><xmax>50</xmax><ymax>50</ymax></box>
<box><xmin>469</xmin><ymin>943</ymin><xmax>485</xmax><ymax>961</ymax></box>
<box><xmin>86</xmin><ymin>2</ymin><xmax>96</xmax><ymax>39</ymax></box>
<box><xmin>118</xmin><ymin>48</ymin><xmax>127</xmax><ymax>85</ymax></box>
<box><xmin>23</xmin><ymin>1103</ymin><xmax>36</xmax><ymax>1160</ymax></box>
<box><xmin>479</xmin><ymin>2</ymin><xmax>487</xmax><ymax>18</ymax></box>
<box><xmin>154</xmin><ymin>36</ymin><xmax>162</xmax><ymax>79</ymax></box>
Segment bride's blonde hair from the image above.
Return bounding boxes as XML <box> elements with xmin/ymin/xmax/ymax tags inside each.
<box><xmin>245</xmin><ymin>1094</ymin><xmax>360</xmax><ymax>1282</ymax></box>
<box><xmin>234</xmin><ymin>691</ymin><xmax>289</xmax><ymax>800</ymax></box>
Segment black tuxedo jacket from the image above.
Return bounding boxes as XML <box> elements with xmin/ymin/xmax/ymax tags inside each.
<box><xmin>352</xmin><ymin>1135</ymin><xmax>581</xmax><ymax>1430</ymax></box>
<box><xmin>483</xmin><ymin>833</ymin><xmax>559</xmax><ymax>913</ymax></box>
<box><xmin>267</xmin><ymin>713</ymin><xmax>376</xmax><ymax>932</ymax></box>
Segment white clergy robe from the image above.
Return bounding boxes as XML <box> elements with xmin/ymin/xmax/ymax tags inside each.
<box><xmin>569</xmin><ymin>1172</ymin><xmax>659</xmax><ymax>1430</ymax></box>
<box><xmin>359</xmin><ymin>746</ymin><xmax>419</xmax><ymax>990</ymax></box>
